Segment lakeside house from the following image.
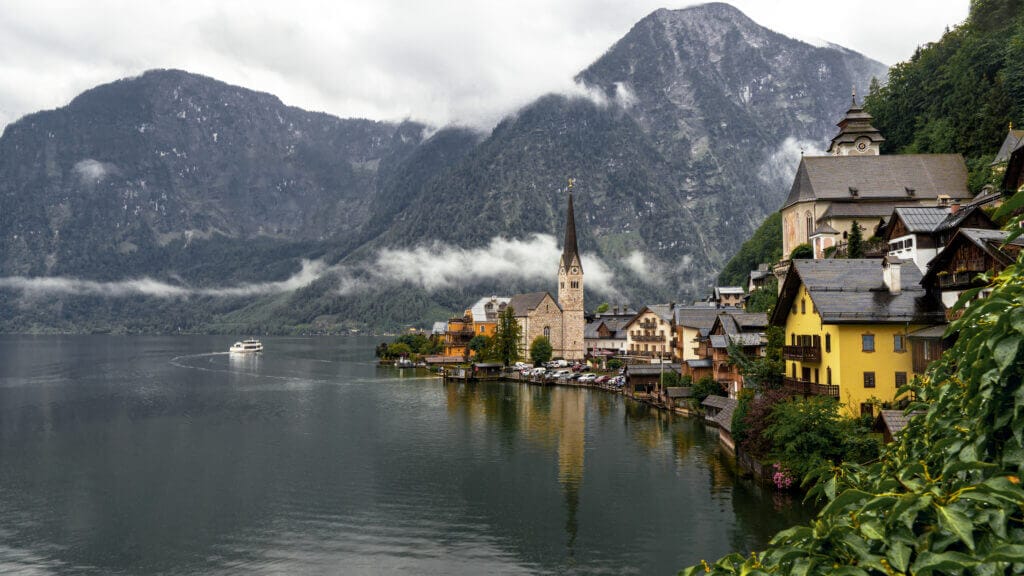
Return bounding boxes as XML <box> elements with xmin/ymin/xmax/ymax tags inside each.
<box><xmin>883</xmin><ymin>204</ymin><xmax>996</xmax><ymax>273</ymax></box>
<box><xmin>920</xmin><ymin>228</ymin><xmax>1024</xmax><ymax>313</ymax></box>
<box><xmin>771</xmin><ymin>257</ymin><xmax>946</xmax><ymax>418</ymax></box>
<box><xmin>584</xmin><ymin>306</ymin><xmax>636</xmax><ymax>359</ymax></box>
<box><xmin>443</xmin><ymin>295</ymin><xmax>510</xmax><ymax>357</ymax></box>
<box><xmin>623</xmin><ymin>304</ymin><xmax>676</xmax><ymax>361</ymax></box>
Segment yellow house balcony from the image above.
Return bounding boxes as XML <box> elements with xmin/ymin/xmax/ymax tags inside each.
<box><xmin>781</xmin><ymin>376</ymin><xmax>838</xmax><ymax>398</ymax></box>
<box><xmin>782</xmin><ymin>344</ymin><xmax>821</xmax><ymax>362</ymax></box>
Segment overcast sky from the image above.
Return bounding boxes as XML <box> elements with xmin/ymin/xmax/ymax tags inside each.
<box><xmin>0</xmin><ymin>1</ymin><xmax>970</xmax><ymax>132</ymax></box>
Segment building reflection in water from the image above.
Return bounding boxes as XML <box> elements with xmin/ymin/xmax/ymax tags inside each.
<box><xmin>443</xmin><ymin>381</ymin><xmax>586</xmax><ymax>553</ymax></box>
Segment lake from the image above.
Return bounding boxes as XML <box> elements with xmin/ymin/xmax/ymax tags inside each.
<box><xmin>0</xmin><ymin>335</ymin><xmax>810</xmax><ymax>575</ymax></box>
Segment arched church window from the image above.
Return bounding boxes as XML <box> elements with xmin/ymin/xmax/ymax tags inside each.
<box><xmin>543</xmin><ymin>326</ymin><xmax>550</xmax><ymax>338</ymax></box>
<box><xmin>805</xmin><ymin>212</ymin><xmax>813</xmax><ymax>242</ymax></box>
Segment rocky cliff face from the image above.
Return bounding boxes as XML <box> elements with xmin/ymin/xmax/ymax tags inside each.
<box><xmin>0</xmin><ymin>4</ymin><xmax>888</xmax><ymax>332</ymax></box>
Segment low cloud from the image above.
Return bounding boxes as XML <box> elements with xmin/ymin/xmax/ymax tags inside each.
<box><xmin>73</xmin><ymin>159</ymin><xmax>111</xmax><ymax>183</ymax></box>
<box><xmin>338</xmin><ymin>234</ymin><xmax>622</xmax><ymax>298</ymax></box>
<box><xmin>623</xmin><ymin>250</ymin><xmax>664</xmax><ymax>286</ymax></box>
<box><xmin>0</xmin><ymin>259</ymin><xmax>326</xmax><ymax>298</ymax></box>
<box><xmin>759</xmin><ymin>136</ymin><xmax>824</xmax><ymax>186</ymax></box>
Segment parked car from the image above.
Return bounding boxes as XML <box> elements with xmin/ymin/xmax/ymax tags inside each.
<box><xmin>594</xmin><ymin>375</ymin><xmax>609</xmax><ymax>384</ymax></box>
<box><xmin>578</xmin><ymin>373</ymin><xmax>596</xmax><ymax>383</ymax></box>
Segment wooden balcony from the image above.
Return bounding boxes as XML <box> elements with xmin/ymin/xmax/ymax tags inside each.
<box><xmin>781</xmin><ymin>376</ymin><xmax>839</xmax><ymax>398</ymax></box>
<box><xmin>638</xmin><ymin>320</ymin><xmax>658</xmax><ymax>330</ymax></box>
<box><xmin>937</xmin><ymin>269</ymin><xmax>985</xmax><ymax>289</ymax></box>
<box><xmin>632</xmin><ymin>334</ymin><xmax>665</xmax><ymax>343</ymax></box>
<box><xmin>782</xmin><ymin>344</ymin><xmax>821</xmax><ymax>362</ymax></box>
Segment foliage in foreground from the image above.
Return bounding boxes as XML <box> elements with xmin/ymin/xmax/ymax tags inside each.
<box><xmin>683</xmin><ymin>210</ymin><xmax>1024</xmax><ymax>574</ymax></box>
<box><xmin>529</xmin><ymin>335</ymin><xmax>553</xmax><ymax>365</ymax></box>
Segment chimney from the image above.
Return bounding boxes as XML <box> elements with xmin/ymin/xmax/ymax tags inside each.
<box><xmin>949</xmin><ymin>202</ymin><xmax>960</xmax><ymax>215</ymax></box>
<box><xmin>883</xmin><ymin>256</ymin><xmax>902</xmax><ymax>295</ymax></box>
<box><xmin>670</xmin><ymin>301</ymin><xmax>676</xmax><ymax>311</ymax></box>
<box><xmin>613</xmin><ymin>304</ymin><xmax>619</xmax><ymax>315</ymax></box>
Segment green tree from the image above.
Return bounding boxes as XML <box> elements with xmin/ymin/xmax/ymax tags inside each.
<box><xmin>727</xmin><ymin>325</ymin><xmax>784</xmax><ymax>390</ymax></box>
<box><xmin>489</xmin><ymin>306</ymin><xmax>522</xmax><ymax>366</ymax></box>
<box><xmin>789</xmin><ymin>243</ymin><xmax>813</xmax><ymax>260</ymax></box>
<box><xmin>467</xmin><ymin>335</ymin><xmax>490</xmax><ymax>359</ymax></box>
<box><xmin>595</xmin><ymin>302</ymin><xmax>610</xmax><ymax>314</ymax></box>
<box><xmin>386</xmin><ymin>342</ymin><xmax>412</xmax><ymax>358</ymax></box>
<box><xmin>660</xmin><ymin>370</ymin><xmax>682</xmax><ymax>388</ymax></box>
<box><xmin>718</xmin><ymin>212</ymin><xmax>783</xmax><ymax>286</ymax></box>
<box><xmin>529</xmin><ymin>336</ymin><xmax>553</xmax><ymax>365</ymax></box>
<box><xmin>744</xmin><ymin>277</ymin><xmax>778</xmax><ymax>313</ymax></box>
<box><xmin>692</xmin><ymin>375</ymin><xmax>726</xmax><ymax>402</ymax></box>
<box><xmin>847</xmin><ymin>220</ymin><xmax>864</xmax><ymax>258</ymax></box>
<box><xmin>606</xmin><ymin>358</ymin><xmax>623</xmax><ymax>371</ymax></box>
<box><xmin>684</xmin><ymin>201</ymin><xmax>1024</xmax><ymax>574</ymax></box>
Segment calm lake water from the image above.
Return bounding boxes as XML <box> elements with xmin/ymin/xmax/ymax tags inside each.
<box><xmin>0</xmin><ymin>336</ymin><xmax>811</xmax><ymax>575</ymax></box>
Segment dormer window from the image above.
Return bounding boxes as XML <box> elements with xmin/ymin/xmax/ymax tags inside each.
<box><xmin>849</xmin><ymin>187</ymin><xmax>859</xmax><ymax>197</ymax></box>
<box><xmin>905</xmin><ymin>186</ymin><xmax>916</xmax><ymax>196</ymax></box>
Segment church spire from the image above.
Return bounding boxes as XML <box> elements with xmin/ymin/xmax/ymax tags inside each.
<box><xmin>561</xmin><ymin>184</ymin><xmax>581</xmax><ymax>271</ymax></box>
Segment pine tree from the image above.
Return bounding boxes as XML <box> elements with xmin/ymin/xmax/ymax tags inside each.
<box><xmin>489</xmin><ymin>306</ymin><xmax>522</xmax><ymax>366</ymax></box>
<box><xmin>847</xmin><ymin>220</ymin><xmax>864</xmax><ymax>258</ymax></box>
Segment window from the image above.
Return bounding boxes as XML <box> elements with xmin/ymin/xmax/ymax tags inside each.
<box><xmin>864</xmin><ymin>372</ymin><xmax>876</xmax><ymax>388</ymax></box>
<box><xmin>923</xmin><ymin>340</ymin><xmax>934</xmax><ymax>360</ymax></box>
<box><xmin>791</xmin><ymin>334</ymin><xmax>796</xmax><ymax>346</ymax></box>
<box><xmin>801</xmin><ymin>299</ymin><xmax>806</xmax><ymax>314</ymax></box>
<box><xmin>862</xmin><ymin>334</ymin><xmax>875</xmax><ymax>352</ymax></box>
<box><xmin>792</xmin><ymin>363</ymin><xmax>797</xmax><ymax>377</ymax></box>
<box><xmin>480</xmin><ymin>326</ymin><xmax>485</xmax><ymax>334</ymax></box>
<box><xmin>895</xmin><ymin>372</ymin><xmax>908</xmax><ymax>388</ymax></box>
<box><xmin>825</xmin><ymin>333</ymin><xmax>831</xmax><ymax>353</ymax></box>
<box><xmin>894</xmin><ymin>334</ymin><xmax>906</xmax><ymax>352</ymax></box>
<box><xmin>814</xmin><ymin>368</ymin><xmax>819</xmax><ymax>383</ymax></box>
<box><xmin>827</xmin><ymin>367</ymin><xmax>832</xmax><ymax>385</ymax></box>
<box><xmin>543</xmin><ymin>326</ymin><xmax>550</xmax><ymax>338</ymax></box>
<box><xmin>861</xmin><ymin>403</ymin><xmax>874</xmax><ymax>417</ymax></box>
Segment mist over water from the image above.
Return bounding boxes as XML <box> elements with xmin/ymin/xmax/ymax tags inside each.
<box><xmin>0</xmin><ymin>336</ymin><xmax>810</xmax><ymax>575</ymax></box>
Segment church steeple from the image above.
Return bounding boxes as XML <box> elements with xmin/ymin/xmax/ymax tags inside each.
<box><xmin>560</xmin><ymin>191</ymin><xmax>582</xmax><ymax>272</ymax></box>
<box><xmin>827</xmin><ymin>88</ymin><xmax>885</xmax><ymax>156</ymax></box>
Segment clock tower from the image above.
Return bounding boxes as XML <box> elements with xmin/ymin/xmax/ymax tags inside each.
<box><xmin>827</xmin><ymin>89</ymin><xmax>885</xmax><ymax>156</ymax></box>
<box><xmin>558</xmin><ymin>190</ymin><xmax>585</xmax><ymax>360</ymax></box>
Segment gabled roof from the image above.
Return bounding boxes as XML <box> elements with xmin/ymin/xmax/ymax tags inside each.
<box><xmin>876</xmin><ymin>410</ymin><xmax>925</xmax><ymax>438</ymax></box>
<box><xmin>922</xmin><ymin>228</ymin><xmax>1024</xmax><ymax>287</ymax></box>
<box><xmin>674</xmin><ymin>306</ymin><xmax>721</xmax><ymax>330</ymax></box>
<box><xmin>771</xmin><ymin>258</ymin><xmax>945</xmax><ymax>325</ymax></box>
<box><xmin>992</xmin><ymin>128</ymin><xmax>1024</xmax><ymax>165</ymax></box>
<box><xmin>469</xmin><ymin>296</ymin><xmax>510</xmax><ymax>322</ymax></box>
<box><xmin>715</xmin><ymin>286</ymin><xmax>744</xmax><ymax>296</ymax></box>
<box><xmin>666</xmin><ymin>387</ymin><xmax>693</xmax><ymax>399</ymax></box>
<box><xmin>888</xmin><ymin>206</ymin><xmax>951</xmax><ymax>233</ymax></box>
<box><xmin>626</xmin><ymin>304</ymin><xmax>674</xmax><ymax>328</ymax></box>
<box><xmin>783</xmin><ymin>154</ymin><xmax>970</xmax><ymax>209</ymax></box>
<box><xmin>712</xmin><ymin>398</ymin><xmax>739</xmax><ymax>433</ymax></box>
<box><xmin>584</xmin><ymin>316</ymin><xmax>631</xmax><ymax>340</ymax></box>
<box><xmin>820</xmin><ymin>202</ymin><xmax>915</xmax><ymax>221</ymax></box>
<box><xmin>710</xmin><ymin>333</ymin><xmax>763</xmax><ymax>348</ymax></box>
<box><xmin>508</xmin><ymin>292</ymin><xmax>557</xmax><ymax>315</ymax></box>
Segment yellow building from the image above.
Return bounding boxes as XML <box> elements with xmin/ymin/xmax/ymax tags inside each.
<box><xmin>443</xmin><ymin>296</ymin><xmax>510</xmax><ymax>357</ymax></box>
<box><xmin>770</xmin><ymin>257</ymin><xmax>945</xmax><ymax>417</ymax></box>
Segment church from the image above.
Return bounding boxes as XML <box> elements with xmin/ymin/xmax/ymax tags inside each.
<box><xmin>508</xmin><ymin>192</ymin><xmax>586</xmax><ymax>361</ymax></box>
<box><xmin>780</xmin><ymin>92</ymin><xmax>973</xmax><ymax>260</ymax></box>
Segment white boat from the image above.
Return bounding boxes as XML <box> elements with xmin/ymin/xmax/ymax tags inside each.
<box><xmin>229</xmin><ymin>339</ymin><xmax>264</xmax><ymax>354</ymax></box>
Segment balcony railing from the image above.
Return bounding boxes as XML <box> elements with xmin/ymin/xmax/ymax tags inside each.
<box><xmin>938</xmin><ymin>269</ymin><xmax>985</xmax><ymax>288</ymax></box>
<box><xmin>782</xmin><ymin>345</ymin><xmax>821</xmax><ymax>362</ymax></box>
<box><xmin>632</xmin><ymin>334</ymin><xmax>665</xmax><ymax>343</ymax></box>
<box><xmin>781</xmin><ymin>376</ymin><xmax>839</xmax><ymax>398</ymax></box>
<box><xmin>638</xmin><ymin>320</ymin><xmax>658</xmax><ymax>330</ymax></box>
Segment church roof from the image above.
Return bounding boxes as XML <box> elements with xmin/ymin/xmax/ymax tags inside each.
<box><xmin>508</xmin><ymin>292</ymin><xmax>558</xmax><ymax>315</ymax></box>
<box><xmin>783</xmin><ymin>154</ymin><xmax>970</xmax><ymax>209</ymax></box>
<box><xmin>560</xmin><ymin>193</ymin><xmax>582</xmax><ymax>272</ymax></box>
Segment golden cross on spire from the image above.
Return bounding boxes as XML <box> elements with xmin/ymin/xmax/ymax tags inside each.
<box><xmin>567</xmin><ymin>177</ymin><xmax>575</xmax><ymax>191</ymax></box>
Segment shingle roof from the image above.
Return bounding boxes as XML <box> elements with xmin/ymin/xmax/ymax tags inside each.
<box><xmin>891</xmin><ymin>206</ymin><xmax>951</xmax><ymax>233</ymax></box>
<box><xmin>701</xmin><ymin>395</ymin><xmax>729</xmax><ymax>409</ymax></box>
<box><xmin>674</xmin><ymin>306</ymin><xmax>721</xmax><ymax>330</ymax></box>
<box><xmin>627</xmin><ymin>364</ymin><xmax>681</xmax><ymax>376</ymax></box>
<box><xmin>772</xmin><ymin>258</ymin><xmax>946</xmax><ymax>325</ymax></box>
<box><xmin>711</xmin><ymin>333</ymin><xmax>763</xmax><ymax>348</ymax></box>
<box><xmin>878</xmin><ymin>410</ymin><xmax>925</xmax><ymax>437</ymax></box>
<box><xmin>508</xmin><ymin>292</ymin><xmax>556</xmax><ymax>315</ymax></box>
<box><xmin>712</xmin><ymin>398</ymin><xmax>739</xmax><ymax>433</ymax></box>
<box><xmin>784</xmin><ymin>154</ymin><xmax>970</xmax><ymax>209</ymax></box>
<box><xmin>666</xmin><ymin>387</ymin><xmax>693</xmax><ymax>399</ymax></box>
<box><xmin>686</xmin><ymin>359</ymin><xmax>713</xmax><ymax>368</ymax></box>
<box><xmin>908</xmin><ymin>325</ymin><xmax>949</xmax><ymax>339</ymax></box>
<box><xmin>993</xmin><ymin>129</ymin><xmax>1024</xmax><ymax>164</ymax></box>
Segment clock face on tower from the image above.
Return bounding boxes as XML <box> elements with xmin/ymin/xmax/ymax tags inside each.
<box><xmin>570</xmin><ymin>266</ymin><xmax>579</xmax><ymax>274</ymax></box>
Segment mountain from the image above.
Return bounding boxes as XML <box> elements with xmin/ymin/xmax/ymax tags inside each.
<box><xmin>0</xmin><ymin>4</ymin><xmax>887</xmax><ymax>333</ymax></box>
